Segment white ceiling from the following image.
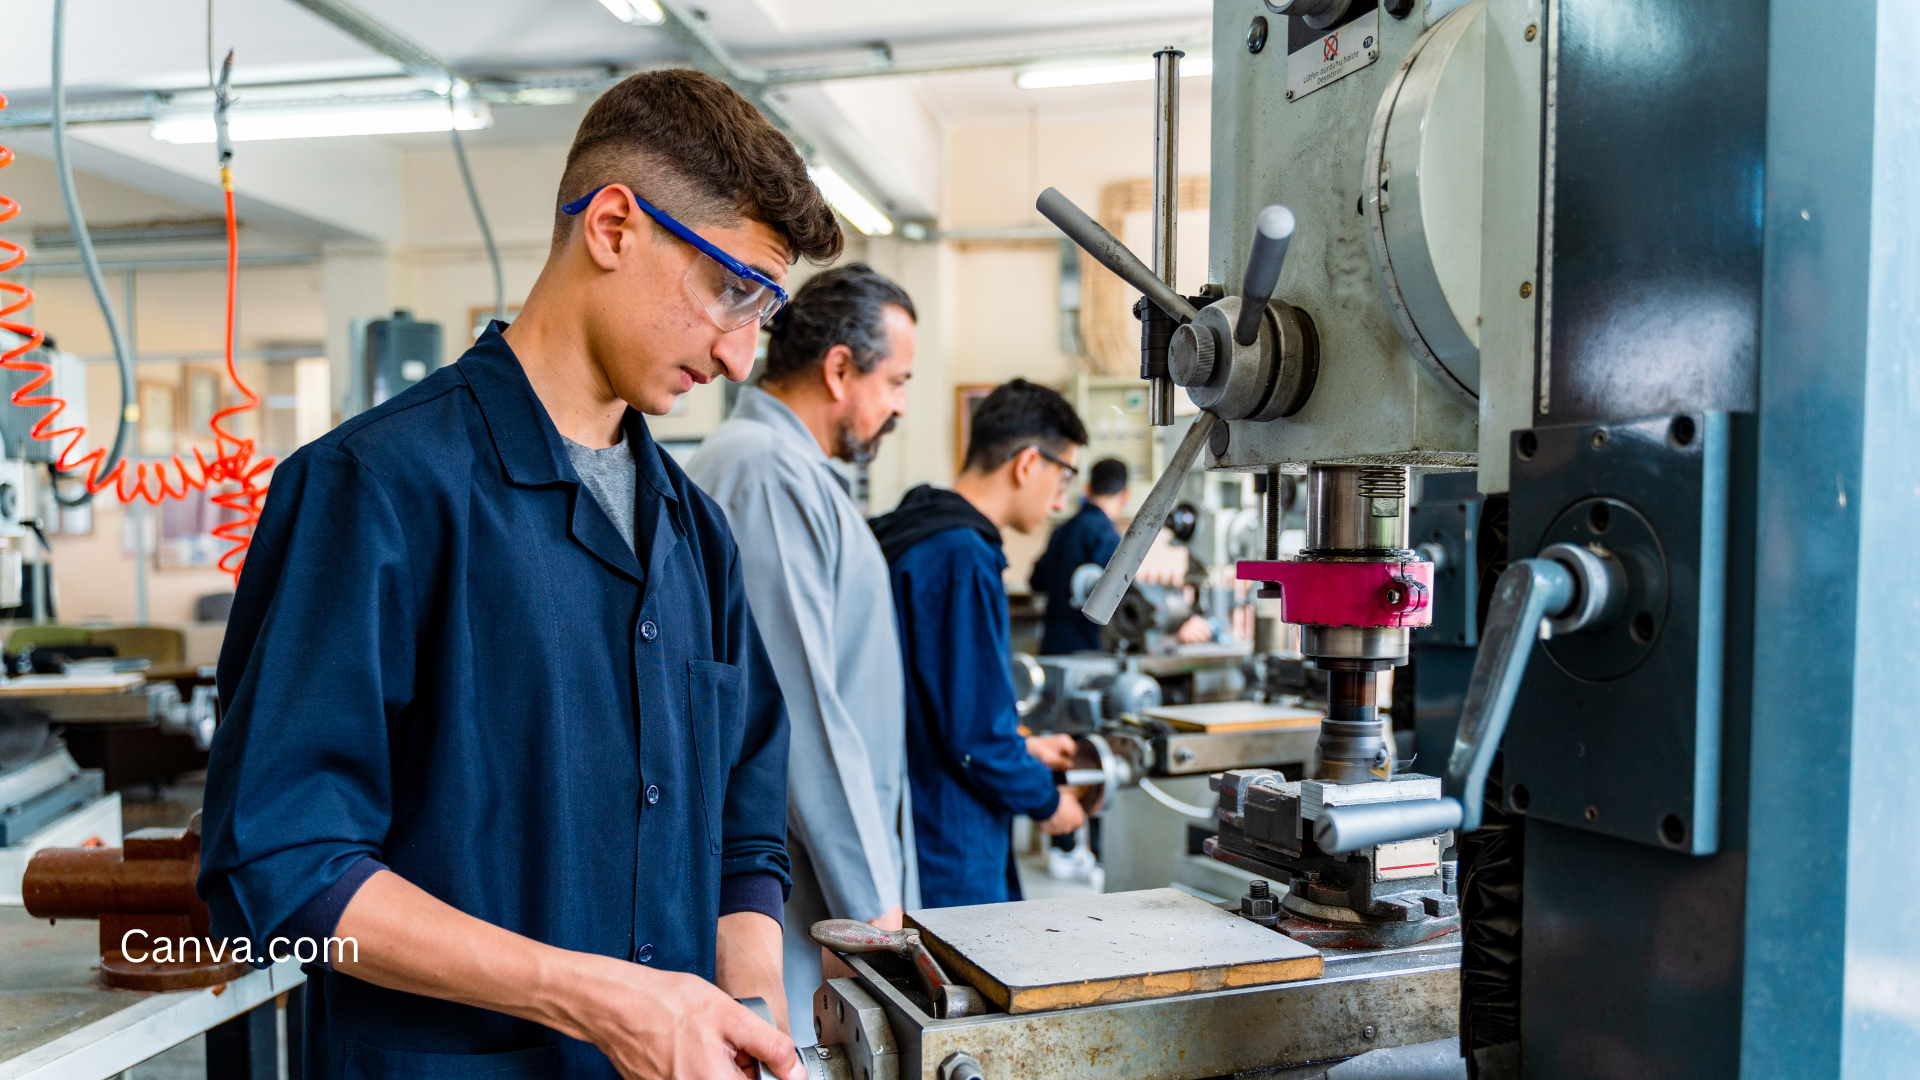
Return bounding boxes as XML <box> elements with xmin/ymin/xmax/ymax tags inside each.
<box><xmin>0</xmin><ymin>0</ymin><xmax>1212</xmax><ymax>240</ymax></box>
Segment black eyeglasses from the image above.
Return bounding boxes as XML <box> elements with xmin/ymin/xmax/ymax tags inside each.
<box><xmin>1008</xmin><ymin>444</ymin><xmax>1079</xmax><ymax>488</ymax></box>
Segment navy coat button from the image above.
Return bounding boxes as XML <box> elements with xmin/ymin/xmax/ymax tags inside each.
<box><xmin>640</xmin><ymin>620</ymin><xmax>659</xmax><ymax>641</ymax></box>
<box><xmin>637</xmin><ymin>943</ymin><xmax>655</xmax><ymax>964</ymax></box>
<box><xmin>646</xmin><ymin>784</ymin><xmax>660</xmax><ymax>806</ymax></box>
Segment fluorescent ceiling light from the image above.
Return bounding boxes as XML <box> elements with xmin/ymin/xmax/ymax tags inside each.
<box><xmin>597</xmin><ymin>0</ymin><xmax>665</xmax><ymax>25</ymax></box>
<box><xmin>809</xmin><ymin>166</ymin><xmax>893</xmax><ymax>237</ymax></box>
<box><xmin>1015</xmin><ymin>56</ymin><xmax>1213</xmax><ymax>90</ymax></box>
<box><xmin>151</xmin><ymin>96</ymin><xmax>491</xmax><ymax>144</ymax></box>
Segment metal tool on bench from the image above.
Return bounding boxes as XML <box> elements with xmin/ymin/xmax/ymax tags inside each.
<box><xmin>23</xmin><ymin>810</ymin><xmax>247</xmax><ymax>990</ymax></box>
<box><xmin>809</xmin><ymin>920</ymin><xmax>986</xmax><ymax>1019</ymax></box>
<box><xmin>0</xmin><ymin>707</ymin><xmax>104</xmax><ymax>847</ymax></box>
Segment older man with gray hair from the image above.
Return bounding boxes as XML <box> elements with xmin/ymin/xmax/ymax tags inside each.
<box><xmin>686</xmin><ymin>263</ymin><xmax>916</xmax><ymax>1039</ymax></box>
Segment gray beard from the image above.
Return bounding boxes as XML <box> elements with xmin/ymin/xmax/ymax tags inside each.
<box><xmin>834</xmin><ymin>414</ymin><xmax>897</xmax><ymax>465</ymax></box>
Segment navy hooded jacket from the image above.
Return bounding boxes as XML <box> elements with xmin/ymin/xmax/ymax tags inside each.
<box><xmin>1029</xmin><ymin>500</ymin><xmax>1121</xmax><ymax>655</ymax></box>
<box><xmin>198</xmin><ymin>326</ymin><xmax>790</xmax><ymax>1080</ymax></box>
<box><xmin>871</xmin><ymin>486</ymin><xmax>1061</xmax><ymax>908</ymax></box>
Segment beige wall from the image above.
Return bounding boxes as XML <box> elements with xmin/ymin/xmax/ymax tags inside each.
<box><xmin>936</xmin><ymin>115</ymin><xmax>1210</xmax><ymax>587</ymax></box>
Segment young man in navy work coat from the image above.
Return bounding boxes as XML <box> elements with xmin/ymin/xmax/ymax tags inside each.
<box><xmin>1028</xmin><ymin>457</ymin><xmax>1130</xmax><ymax>655</ymax></box>
<box><xmin>869</xmin><ymin>380</ymin><xmax>1090</xmax><ymax>908</ymax></box>
<box><xmin>198</xmin><ymin>71</ymin><xmax>840</xmax><ymax>1080</ymax></box>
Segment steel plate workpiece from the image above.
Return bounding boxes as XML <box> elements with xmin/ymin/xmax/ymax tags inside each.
<box><xmin>905</xmin><ymin>888</ymin><xmax>1321</xmax><ymax>1014</ymax></box>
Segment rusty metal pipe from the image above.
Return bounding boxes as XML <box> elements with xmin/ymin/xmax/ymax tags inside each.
<box><xmin>23</xmin><ymin>847</ymin><xmax>201</xmax><ymax>918</ymax></box>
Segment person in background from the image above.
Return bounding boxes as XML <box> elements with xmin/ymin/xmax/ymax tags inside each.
<box><xmin>1027</xmin><ymin>457</ymin><xmax>1130</xmax><ymax>881</ymax></box>
<box><xmin>1030</xmin><ymin>457</ymin><xmax>1130</xmax><ymax>655</ymax></box>
<box><xmin>870</xmin><ymin>380</ymin><xmax>1089</xmax><ymax>908</ymax></box>
<box><xmin>685</xmin><ymin>263</ymin><xmax>917</xmax><ymax>1039</ymax></box>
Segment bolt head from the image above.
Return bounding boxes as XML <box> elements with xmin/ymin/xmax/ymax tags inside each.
<box><xmin>1364</xmin><ymin>1025</ymin><xmax>1377</xmax><ymax>1040</ymax></box>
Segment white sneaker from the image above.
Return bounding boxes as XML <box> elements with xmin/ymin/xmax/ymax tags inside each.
<box><xmin>1047</xmin><ymin>845</ymin><xmax>1098</xmax><ymax>882</ymax></box>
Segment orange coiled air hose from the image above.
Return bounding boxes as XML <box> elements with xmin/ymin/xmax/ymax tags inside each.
<box><xmin>0</xmin><ymin>93</ymin><xmax>271</xmax><ymax>580</ymax></box>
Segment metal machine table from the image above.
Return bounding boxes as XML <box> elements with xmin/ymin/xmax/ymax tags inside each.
<box><xmin>0</xmin><ymin>905</ymin><xmax>303</xmax><ymax>1080</ymax></box>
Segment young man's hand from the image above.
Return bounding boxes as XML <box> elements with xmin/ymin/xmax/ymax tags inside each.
<box><xmin>1025</xmin><ymin>733</ymin><xmax>1077</xmax><ymax>771</ymax></box>
<box><xmin>1034</xmin><ymin>786</ymin><xmax>1087</xmax><ymax>836</ymax></box>
<box><xmin>560</xmin><ymin>957</ymin><xmax>801</xmax><ymax>1080</ymax></box>
<box><xmin>332</xmin><ymin>870</ymin><xmax>803</xmax><ymax>1080</ymax></box>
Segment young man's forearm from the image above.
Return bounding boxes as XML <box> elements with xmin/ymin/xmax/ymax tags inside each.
<box><xmin>714</xmin><ymin>911</ymin><xmax>788</xmax><ymax>1034</ymax></box>
<box><xmin>331</xmin><ymin>870</ymin><xmax>801</xmax><ymax>1080</ymax></box>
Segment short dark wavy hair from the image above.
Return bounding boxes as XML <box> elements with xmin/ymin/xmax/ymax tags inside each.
<box><xmin>1089</xmin><ymin>458</ymin><xmax>1129</xmax><ymax>496</ymax></box>
<box><xmin>552</xmin><ymin>69</ymin><xmax>843</xmax><ymax>265</ymax></box>
<box><xmin>963</xmin><ymin>379</ymin><xmax>1088</xmax><ymax>474</ymax></box>
<box><xmin>762</xmin><ymin>264</ymin><xmax>915</xmax><ymax>384</ymax></box>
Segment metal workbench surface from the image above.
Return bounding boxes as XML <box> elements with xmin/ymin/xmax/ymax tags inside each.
<box><xmin>0</xmin><ymin>904</ymin><xmax>304</xmax><ymax>1080</ymax></box>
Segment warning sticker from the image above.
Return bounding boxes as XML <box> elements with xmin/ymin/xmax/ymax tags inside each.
<box><xmin>1286</xmin><ymin>1</ymin><xmax>1380</xmax><ymax>102</ymax></box>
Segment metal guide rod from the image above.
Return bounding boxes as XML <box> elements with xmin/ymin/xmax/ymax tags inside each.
<box><xmin>1081</xmin><ymin>411</ymin><xmax>1219</xmax><ymax>624</ymax></box>
<box><xmin>1149</xmin><ymin>46</ymin><xmax>1183</xmax><ymax>426</ymax></box>
<box><xmin>1036</xmin><ymin>188</ymin><xmax>1198</xmax><ymax>322</ymax></box>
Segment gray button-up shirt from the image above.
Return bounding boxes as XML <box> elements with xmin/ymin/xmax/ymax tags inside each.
<box><xmin>686</xmin><ymin>386</ymin><xmax>913</xmax><ymax>1030</ymax></box>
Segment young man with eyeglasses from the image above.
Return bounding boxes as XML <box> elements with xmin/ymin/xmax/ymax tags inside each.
<box><xmin>200</xmin><ymin>71</ymin><xmax>838</xmax><ymax>1080</ymax></box>
<box><xmin>869</xmin><ymin>380</ymin><xmax>1090</xmax><ymax>908</ymax></box>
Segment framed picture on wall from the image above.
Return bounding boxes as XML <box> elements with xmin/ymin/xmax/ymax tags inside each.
<box><xmin>184</xmin><ymin>365</ymin><xmax>225</xmax><ymax>434</ymax></box>
<box><xmin>954</xmin><ymin>384</ymin><xmax>997</xmax><ymax>472</ymax></box>
<box><xmin>468</xmin><ymin>305</ymin><xmax>522</xmax><ymax>343</ymax></box>
<box><xmin>138</xmin><ymin>382</ymin><xmax>177</xmax><ymax>456</ymax></box>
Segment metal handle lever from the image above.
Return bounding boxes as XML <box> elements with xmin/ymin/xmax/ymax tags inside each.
<box><xmin>808</xmin><ymin>920</ymin><xmax>984</xmax><ymax>1018</ymax></box>
<box><xmin>1036</xmin><ymin>187</ymin><xmax>1199</xmax><ymax>323</ymax></box>
<box><xmin>1234</xmin><ymin>206</ymin><xmax>1295</xmax><ymax>346</ymax></box>
<box><xmin>1081</xmin><ymin>411</ymin><xmax>1219</xmax><ymax>625</ymax></box>
<box><xmin>734</xmin><ymin>997</ymin><xmax>785</xmax><ymax>1080</ymax></box>
<box><xmin>1315</xmin><ymin>556</ymin><xmax>1581</xmax><ymax>852</ymax></box>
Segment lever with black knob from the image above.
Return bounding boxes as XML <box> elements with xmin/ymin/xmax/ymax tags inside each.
<box><xmin>1036</xmin><ymin>187</ymin><xmax>1315</xmax><ymax>625</ymax></box>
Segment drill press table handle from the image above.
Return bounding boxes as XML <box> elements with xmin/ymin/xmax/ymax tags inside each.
<box><xmin>1316</xmin><ymin>555</ymin><xmax>1589</xmax><ymax>853</ymax></box>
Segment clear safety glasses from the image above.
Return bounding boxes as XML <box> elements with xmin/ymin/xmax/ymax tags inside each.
<box><xmin>561</xmin><ymin>184</ymin><xmax>789</xmax><ymax>332</ymax></box>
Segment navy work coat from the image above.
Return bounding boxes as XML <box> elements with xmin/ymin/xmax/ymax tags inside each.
<box><xmin>1029</xmin><ymin>500</ymin><xmax>1121</xmax><ymax>655</ymax></box>
<box><xmin>198</xmin><ymin>326</ymin><xmax>789</xmax><ymax>1080</ymax></box>
<box><xmin>875</xmin><ymin>500</ymin><xmax>1061</xmax><ymax>908</ymax></box>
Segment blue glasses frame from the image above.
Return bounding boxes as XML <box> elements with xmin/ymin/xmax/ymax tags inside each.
<box><xmin>561</xmin><ymin>184</ymin><xmax>789</xmax><ymax>322</ymax></box>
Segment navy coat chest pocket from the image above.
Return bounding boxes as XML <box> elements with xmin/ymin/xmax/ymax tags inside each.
<box><xmin>687</xmin><ymin>660</ymin><xmax>744</xmax><ymax>854</ymax></box>
<box><xmin>344</xmin><ymin>1041</ymin><xmax>558</xmax><ymax>1079</ymax></box>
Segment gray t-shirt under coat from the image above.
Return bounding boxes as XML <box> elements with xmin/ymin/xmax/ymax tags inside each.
<box><xmin>564</xmin><ymin>435</ymin><xmax>638</xmax><ymax>553</ymax></box>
